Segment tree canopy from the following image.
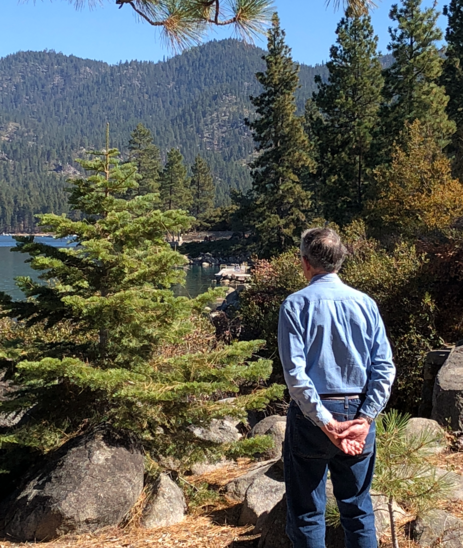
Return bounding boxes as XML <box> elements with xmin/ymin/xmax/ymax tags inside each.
<box><xmin>380</xmin><ymin>0</ymin><xmax>454</xmax><ymax>152</ymax></box>
<box><xmin>367</xmin><ymin>120</ymin><xmax>463</xmax><ymax>236</ymax></box>
<box><xmin>312</xmin><ymin>11</ymin><xmax>383</xmax><ymax>225</ymax></box>
<box><xmin>244</xmin><ymin>13</ymin><xmax>315</xmax><ymax>257</ymax></box>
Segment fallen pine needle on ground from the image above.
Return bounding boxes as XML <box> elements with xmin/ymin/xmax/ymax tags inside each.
<box><xmin>3</xmin><ymin>452</ymin><xmax>463</xmax><ymax>548</ymax></box>
<box><xmin>0</xmin><ymin>517</ymin><xmax>255</xmax><ymax>548</ymax></box>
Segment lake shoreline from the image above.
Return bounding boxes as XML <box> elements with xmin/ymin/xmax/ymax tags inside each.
<box><xmin>3</xmin><ymin>233</ymin><xmax>53</xmax><ymax>237</ymax></box>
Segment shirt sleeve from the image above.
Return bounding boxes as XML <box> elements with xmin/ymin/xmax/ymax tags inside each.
<box><xmin>359</xmin><ymin>305</ymin><xmax>396</xmax><ymax>419</ymax></box>
<box><xmin>278</xmin><ymin>301</ymin><xmax>333</xmax><ymax>427</ymax></box>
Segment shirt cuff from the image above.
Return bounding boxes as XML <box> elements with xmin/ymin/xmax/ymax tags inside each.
<box><xmin>359</xmin><ymin>401</ymin><xmax>379</xmax><ymax>420</ymax></box>
<box><xmin>298</xmin><ymin>400</ymin><xmax>333</xmax><ymax>428</ymax></box>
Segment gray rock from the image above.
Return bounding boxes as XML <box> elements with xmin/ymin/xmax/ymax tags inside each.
<box><xmin>371</xmin><ymin>494</ymin><xmax>408</xmax><ymax>537</ymax></box>
<box><xmin>404</xmin><ymin>418</ymin><xmax>447</xmax><ymax>454</ymax></box>
<box><xmin>420</xmin><ymin>350</ymin><xmax>452</xmax><ymax>418</ymax></box>
<box><xmin>217</xmin><ymin>283</ymin><xmax>248</xmax><ymax>312</ymax></box>
<box><xmin>432</xmin><ymin>346</ymin><xmax>463</xmax><ymax>430</ymax></box>
<box><xmin>226</xmin><ymin>461</ymin><xmax>276</xmax><ymax>502</ymax></box>
<box><xmin>424</xmin><ymin>350</ymin><xmax>452</xmax><ymax>380</ymax></box>
<box><xmin>0</xmin><ymin>409</ymin><xmax>25</xmax><ymax>428</ymax></box>
<box><xmin>258</xmin><ymin>497</ymin><xmax>290</xmax><ymax>548</ymax></box>
<box><xmin>0</xmin><ymin>371</ymin><xmax>25</xmax><ymax>428</ymax></box>
<box><xmin>218</xmin><ymin>289</ymin><xmax>239</xmax><ymax>309</ymax></box>
<box><xmin>190</xmin><ymin>418</ymin><xmax>241</xmax><ymax>444</ymax></box>
<box><xmin>239</xmin><ymin>463</ymin><xmax>285</xmax><ymax>532</ymax></box>
<box><xmin>190</xmin><ymin>458</ymin><xmax>234</xmax><ymax>476</ymax></box>
<box><xmin>251</xmin><ymin>416</ymin><xmax>287</xmax><ymax>461</ymax></box>
<box><xmin>434</xmin><ymin>469</ymin><xmax>463</xmax><ymax>501</ymax></box>
<box><xmin>0</xmin><ymin>427</ymin><xmax>144</xmax><ymax>541</ymax></box>
<box><xmin>141</xmin><ymin>474</ymin><xmax>186</xmax><ymax>529</ymax></box>
<box><xmin>412</xmin><ymin>509</ymin><xmax>463</xmax><ymax>547</ymax></box>
<box><xmin>157</xmin><ymin>454</ymin><xmax>182</xmax><ymax>472</ymax></box>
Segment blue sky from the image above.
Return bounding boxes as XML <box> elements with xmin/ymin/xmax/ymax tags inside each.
<box><xmin>1</xmin><ymin>0</ymin><xmax>447</xmax><ymax>67</ymax></box>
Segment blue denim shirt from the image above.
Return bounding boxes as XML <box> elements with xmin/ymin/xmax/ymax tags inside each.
<box><xmin>278</xmin><ymin>273</ymin><xmax>395</xmax><ymax>427</ymax></box>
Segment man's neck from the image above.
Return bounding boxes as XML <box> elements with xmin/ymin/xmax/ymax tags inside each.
<box><xmin>307</xmin><ymin>269</ymin><xmax>331</xmax><ymax>283</ymax></box>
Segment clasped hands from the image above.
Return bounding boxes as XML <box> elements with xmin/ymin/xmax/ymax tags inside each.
<box><xmin>321</xmin><ymin>418</ymin><xmax>371</xmax><ymax>456</ymax></box>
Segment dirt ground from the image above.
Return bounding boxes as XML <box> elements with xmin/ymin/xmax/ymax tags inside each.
<box><xmin>0</xmin><ymin>512</ymin><xmax>420</xmax><ymax>548</ymax></box>
<box><xmin>3</xmin><ymin>452</ymin><xmax>463</xmax><ymax>548</ymax></box>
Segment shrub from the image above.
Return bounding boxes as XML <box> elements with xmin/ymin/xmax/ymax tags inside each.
<box><xmin>417</xmin><ymin>228</ymin><xmax>463</xmax><ymax>342</ymax></box>
<box><xmin>239</xmin><ymin>221</ymin><xmax>444</xmax><ymax>413</ymax></box>
<box><xmin>239</xmin><ymin>252</ymin><xmax>306</xmax><ymax>383</ymax></box>
<box><xmin>341</xmin><ymin>221</ymin><xmax>443</xmax><ymax>411</ymax></box>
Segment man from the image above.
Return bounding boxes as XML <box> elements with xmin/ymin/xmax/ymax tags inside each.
<box><xmin>278</xmin><ymin>227</ymin><xmax>395</xmax><ymax>548</ymax></box>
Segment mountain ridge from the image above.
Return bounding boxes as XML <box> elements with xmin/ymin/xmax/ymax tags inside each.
<box><xmin>0</xmin><ymin>39</ymin><xmax>326</xmax><ymax>231</ymax></box>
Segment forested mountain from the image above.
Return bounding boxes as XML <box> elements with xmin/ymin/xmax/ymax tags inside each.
<box><xmin>0</xmin><ymin>39</ymin><xmax>327</xmax><ymax>232</ymax></box>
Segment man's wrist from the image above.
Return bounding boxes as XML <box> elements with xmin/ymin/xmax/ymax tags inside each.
<box><xmin>358</xmin><ymin>413</ymin><xmax>374</xmax><ymax>425</ymax></box>
<box><xmin>324</xmin><ymin>419</ymin><xmax>338</xmax><ymax>432</ymax></box>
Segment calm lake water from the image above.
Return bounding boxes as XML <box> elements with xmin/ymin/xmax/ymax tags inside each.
<box><xmin>0</xmin><ymin>236</ymin><xmax>219</xmax><ymax>300</ymax></box>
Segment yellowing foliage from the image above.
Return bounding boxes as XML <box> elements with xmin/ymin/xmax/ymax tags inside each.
<box><xmin>367</xmin><ymin>120</ymin><xmax>463</xmax><ymax>236</ymax></box>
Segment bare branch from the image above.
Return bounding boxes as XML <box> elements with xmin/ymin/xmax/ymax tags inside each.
<box><xmin>126</xmin><ymin>1</ymin><xmax>165</xmax><ymax>25</ymax></box>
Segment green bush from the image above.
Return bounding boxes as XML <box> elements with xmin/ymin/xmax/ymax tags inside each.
<box><xmin>239</xmin><ymin>252</ymin><xmax>306</xmax><ymax>383</ymax></box>
<box><xmin>341</xmin><ymin>221</ymin><xmax>443</xmax><ymax>412</ymax></box>
<box><xmin>239</xmin><ymin>221</ymin><xmax>445</xmax><ymax>413</ymax></box>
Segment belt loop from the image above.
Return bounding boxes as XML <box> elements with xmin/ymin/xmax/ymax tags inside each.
<box><xmin>344</xmin><ymin>396</ymin><xmax>349</xmax><ymax>409</ymax></box>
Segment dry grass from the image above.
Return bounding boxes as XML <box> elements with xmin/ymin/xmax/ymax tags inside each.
<box><xmin>3</xmin><ymin>452</ymin><xmax>463</xmax><ymax>548</ymax></box>
<box><xmin>0</xmin><ymin>517</ymin><xmax>254</xmax><ymax>548</ymax></box>
<box><xmin>0</xmin><ymin>512</ymin><xmax>423</xmax><ymax>548</ymax></box>
<box><xmin>378</xmin><ymin>514</ymin><xmax>420</xmax><ymax>548</ymax></box>
<box><xmin>188</xmin><ymin>458</ymin><xmax>271</xmax><ymax>488</ymax></box>
<box><xmin>430</xmin><ymin>448</ymin><xmax>463</xmax><ymax>475</ymax></box>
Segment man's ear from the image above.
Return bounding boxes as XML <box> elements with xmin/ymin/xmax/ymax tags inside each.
<box><xmin>301</xmin><ymin>256</ymin><xmax>312</xmax><ymax>278</ymax></box>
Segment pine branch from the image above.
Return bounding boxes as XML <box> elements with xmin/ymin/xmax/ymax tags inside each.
<box><xmin>325</xmin><ymin>0</ymin><xmax>377</xmax><ymax>16</ymax></box>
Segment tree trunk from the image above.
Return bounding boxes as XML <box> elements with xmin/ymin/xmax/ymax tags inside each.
<box><xmin>357</xmin><ymin>153</ymin><xmax>362</xmax><ymax>210</ymax></box>
<box><xmin>388</xmin><ymin>496</ymin><xmax>400</xmax><ymax>548</ymax></box>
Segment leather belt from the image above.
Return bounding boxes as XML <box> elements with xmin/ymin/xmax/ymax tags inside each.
<box><xmin>319</xmin><ymin>394</ymin><xmax>363</xmax><ymax>400</ymax></box>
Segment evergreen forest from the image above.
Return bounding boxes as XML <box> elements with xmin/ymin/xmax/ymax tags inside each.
<box><xmin>0</xmin><ymin>40</ymin><xmax>327</xmax><ymax>232</ymax></box>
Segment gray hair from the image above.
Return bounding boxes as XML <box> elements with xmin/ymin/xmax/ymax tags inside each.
<box><xmin>300</xmin><ymin>227</ymin><xmax>347</xmax><ymax>273</ymax></box>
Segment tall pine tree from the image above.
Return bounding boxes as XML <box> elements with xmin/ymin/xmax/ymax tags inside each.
<box><xmin>245</xmin><ymin>13</ymin><xmax>315</xmax><ymax>258</ymax></box>
<box><xmin>442</xmin><ymin>0</ymin><xmax>463</xmax><ymax>179</ymax></box>
<box><xmin>159</xmin><ymin>148</ymin><xmax>192</xmax><ymax>212</ymax></box>
<box><xmin>128</xmin><ymin>123</ymin><xmax>162</xmax><ymax>196</ymax></box>
<box><xmin>0</xmin><ymin>129</ymin><xmax>283</xmax><ymax>475</ymax></box>
<box><xmin>381</xmin><ymin>0</ymin><xmax>454</xmax><ymax>152</ymax></box>
<box><xmin>313</xmin><ymin>12</ymin><xmax>383</xmax><ymax>225</ymax></box>
<box><xmin>190</xmin><ymin>154</ymin><xmax>215</xmax><ymax>220</ymax></box>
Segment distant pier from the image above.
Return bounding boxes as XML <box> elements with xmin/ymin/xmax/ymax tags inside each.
<box><xmin>215</xmin><ymin>265</ymin><xmax>251</xmax><ymax>283</ymax></box>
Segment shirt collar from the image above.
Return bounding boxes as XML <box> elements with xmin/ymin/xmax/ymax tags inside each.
<box><xmin>309</xmin><ymin>272</ymin><xmax>341</xmax><ymax>285</ymax></box>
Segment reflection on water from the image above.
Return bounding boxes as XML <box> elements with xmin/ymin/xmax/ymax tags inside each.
<box><xmin>0</xmin><ymin>239</ymin><xmax>219</xmax><ymax>301</ymax></box>
<box><xmin>174</xmin><ymin>265</ymin><xmax>220</xmax><ymax>298</ymax></box>
<box><xmin>0</xmin><ymin>247</ymin><xmax>41</xmax><ymax>301</ymax></box>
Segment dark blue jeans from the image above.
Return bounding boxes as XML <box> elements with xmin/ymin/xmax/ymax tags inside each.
<box><xmin>284</xmin><ymin>399</ymin><xmax>377</xmax><ymax>548</ymax></box>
